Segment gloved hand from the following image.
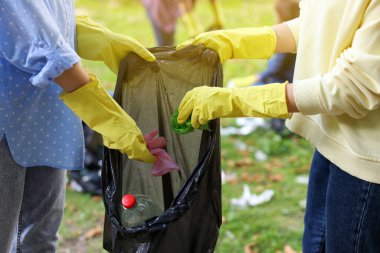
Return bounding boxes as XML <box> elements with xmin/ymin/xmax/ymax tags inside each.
<box><xmin>75</xmin><ymin>16</ymin><xmax>155</xmax><ymax>74</ymax></box>
<box><xmin>177</xmin><ymin>83</ymin><xmax>290</xmax><ymax>128</ymax></box>
<box><xmin>60</xmin><ymin>75</ymin><xmax>155</xmax><ymax>163</ymax></box>
<box><xmin>177</xmin><ymin>26</ymin><xmax>276</xmax><ymax>63</ymax></box>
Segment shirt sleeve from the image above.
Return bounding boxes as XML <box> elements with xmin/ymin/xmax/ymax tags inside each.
<box><xmin>0</xmin><ymin>1</ymin><xmax>80</xmax><ymax>88</ymax></box>
<box><xmin>293</xmin><ymin>1</ymin><xmax>380</xmax><ymax>118</ymax></box>
<box><xmin>284</xmin><ymin>18</ymin><xmax>299</xmax><ymax>52</ymax></box>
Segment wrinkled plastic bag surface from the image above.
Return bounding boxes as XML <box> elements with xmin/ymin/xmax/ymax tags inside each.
<box><xmin>102</xmin><ymin>46</ymin><xmax>223</xmax><ymax>253</ymax></box>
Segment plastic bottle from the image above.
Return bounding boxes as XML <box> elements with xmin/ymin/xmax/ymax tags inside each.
<box><xmin>119</xmin><ymin>193</ymin><xmax>163</xmax><ymax>227</ymax></box>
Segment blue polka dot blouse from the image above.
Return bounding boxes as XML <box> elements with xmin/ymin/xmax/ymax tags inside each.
<box><xmin>0</xmin><ymin>0</ymin><xmax>85</xmax><ymax>170</ymax></box>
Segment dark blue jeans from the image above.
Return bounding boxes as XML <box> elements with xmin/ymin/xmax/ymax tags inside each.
<box><xmin>303</xmin><ymin>150</ymin><xmax>380</xmax><ymax>253</ymax></box>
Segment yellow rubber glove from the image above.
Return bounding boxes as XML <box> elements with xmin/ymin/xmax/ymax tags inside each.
<box><xmin>60</xmin><ymin>75</ymin><xmax>155</xmax><ymax>163</ymax></box>
<box><xmin>75</xmin><ymin>16</ymin><xmax>155</xmax><ymax>74</ymax></box>
<box><xmin>208</xmin><ymin>0</ymin><xmax>226</xmax><ymax>30</ymax></box>
<box><xmin>177</xmin><ymin>83</ymin><xmax>290</xmax><ymax>129</ymax></box>
<box><xmin>179</xmin><ymin>11</ymin><xmax>203</xmax><ymax>37</ymax></box>
<box><xmin>177</xmin><ymin>26</ymin><xmax>276</xmax><ymax>63</ymax></box>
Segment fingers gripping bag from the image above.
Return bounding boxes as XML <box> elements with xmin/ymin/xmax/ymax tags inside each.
<box><xmin>102</xmin><ymin>46</ymin><xmax>223</xmax><ymax>253</ymax></box>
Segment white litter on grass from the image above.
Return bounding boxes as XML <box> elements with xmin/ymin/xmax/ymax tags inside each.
<box><xmin>234</xmin><ymin>139</ymin><xmax>255</xmax><ymax>152</ymax></box>
<box><xmin>296</xmin><ymin>175</ymin><xmax>309</xmax><ymax>185</ymax></box>
<box><xmin>220</xmin><ymin>126</ymin><xmax>240</xmax><ymax>136</ymax></box>
<box><xmin>254</xmin><ymin>150</ymin><xmax>268</xmax><ymax>161</ymax></box>
<box><xmin>234</xmin><ymin>139</ymin><xmax>248</xmax><ymax>151</ymax></box>
<box><xmin>221</xmin><ymin>170</ymin><xmax>237</xmax><ymax>185</ymax></box>
<box><xmin>231</xmin><ymin>184</ymin><xmax>275</xmax><ymax>208</ymax></box>
<box><xmin>236</xmin><ymin>118</ymin><xmax>267</xmax><ymax>128</ymax></box>
<box><xmin>221</xmin><ymin>118</ymin><xmax>269</xmax><ymax>136</ymax></box>
<box><xmin>224</xmin><ymin>230</ymin><xmax>236</xmax><ymax>240</ymax></box>
<box><xmin>299</xmin><ymin>199</ymin><xmax>307</xmax><ymax>210</ymax></box>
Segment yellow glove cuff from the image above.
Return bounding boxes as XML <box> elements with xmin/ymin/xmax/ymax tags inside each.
<box><xmin>226</xmin><ymin>82</ymin><xmax>289</xmax><ymax>119</ymax></box>
<box><xmin>177</xmin><ymin>26</ymin><xmax>276</xmax><ymax>63</ymax></box>
<box><xmin>60</xmin><ymin>75</ymin><xmax>155</xmax><ymax>163</ymax></box>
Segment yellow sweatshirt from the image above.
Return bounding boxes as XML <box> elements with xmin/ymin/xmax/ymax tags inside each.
<box><xmin>285</xmin><ymin>0</ymin><xmax>380</xmax><ymax>183</ymax></box>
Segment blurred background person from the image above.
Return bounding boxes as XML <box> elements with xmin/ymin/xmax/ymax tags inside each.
<box><xmin>142</xmin><ymin>0</ymin><xmax>226</xmax><ymax>46</ymax></box>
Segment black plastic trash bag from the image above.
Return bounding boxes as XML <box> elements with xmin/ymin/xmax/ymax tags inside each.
<box><xmin>102</xmin><ymin>46</ymin><xmax>223</xmax><ymax>253</ymax></box>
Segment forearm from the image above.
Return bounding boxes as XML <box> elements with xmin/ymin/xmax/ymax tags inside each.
<box><xmin>54</xmin><ymin>63</ymin><xmax>91</xmax><ymax>93</ymax></box>
<box><xmin>272</xmin><ymin>23</ymin><xmax>297</xmax><ymax>53</ymax></box>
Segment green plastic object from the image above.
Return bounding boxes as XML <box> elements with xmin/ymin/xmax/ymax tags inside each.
<box><xmin>171</xmin><ymin>110</ymin><xmax>211</xmax><ymax>134</ymax></box>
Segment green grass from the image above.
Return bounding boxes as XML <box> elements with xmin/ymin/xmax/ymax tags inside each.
<box><xmin>58</xmin><ymin>0</ymin><xmax>314</xmax><ymax>252</ymax></box>
<box><xmin>216</xmin><ymin>129</ymin><xmax>312</xmax><ymax>253</ymax></box>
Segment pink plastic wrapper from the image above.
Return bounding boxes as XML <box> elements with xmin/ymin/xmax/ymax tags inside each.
<box><xmin>144</xmin><ymin>129</ymin><xmax>180</xmax><ymax>176</ymax></box>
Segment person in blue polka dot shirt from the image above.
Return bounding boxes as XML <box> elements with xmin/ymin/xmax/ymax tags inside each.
<box><xmin>0</xmin><ymin>1</ymin><xmax>156</xmax><ymax>252</ymax></box>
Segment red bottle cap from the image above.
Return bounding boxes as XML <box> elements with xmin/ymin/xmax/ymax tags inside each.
<box><xmin>122</xmin><ymin>194</ymin><xmax>136</xmax><ymax>209</ymax></box>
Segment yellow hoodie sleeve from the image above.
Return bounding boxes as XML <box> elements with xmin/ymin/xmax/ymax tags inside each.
<box><xmin>293</xmin><ymin>1</ymin><xmax>380</xmax><ymax>118</ymax></box>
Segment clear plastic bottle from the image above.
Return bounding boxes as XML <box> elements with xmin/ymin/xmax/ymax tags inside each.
<box><xmin>119</xmin><ymin>193</ymin><xmax>163</xmax><ymax>227</ymax></box>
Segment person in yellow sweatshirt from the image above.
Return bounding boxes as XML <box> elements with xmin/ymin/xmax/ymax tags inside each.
<box><xmin>176</xmin><ymin>0</ymin><xmax>380</xmax><ymax>252</ymax></box>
